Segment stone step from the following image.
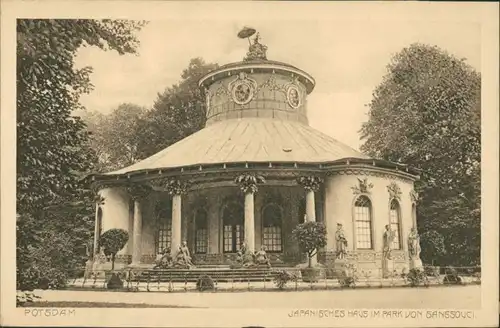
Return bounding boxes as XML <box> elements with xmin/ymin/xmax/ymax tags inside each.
<box><xmin>130</xmin><ymin>268</ymin><xmax>283</xmax><ymax>283</ymax></box>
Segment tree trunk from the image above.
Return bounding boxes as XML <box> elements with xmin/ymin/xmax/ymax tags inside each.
<box><xmin>111</xmin><ymin>253</ymin><xmax>115</xmax><ymax>271</ymax></box>
<box><xmin>308</xmin><ymin>253</ymin><xmax>312</xmax><ymax>268</ymax></box>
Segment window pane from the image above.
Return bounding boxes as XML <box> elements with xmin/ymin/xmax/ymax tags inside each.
<box><xmin>195</xmin><ymin>209</ymin><xmax>208</xmax><ymax>254</ymax></box>
<box><xmin>354</xmin><ymin>196</ymin><xmax>372</xmax><ymax>249</ymax></box>
<box><xmin>156</xmin><ymin>208</ymin><xmax>172</xmax><ymax>254</ymax></box>
<box><xmin>390</xmin><ymin>200</ymin><xmax>401</xmax><ymax>250</ymax></box>
<box><xmin>262</xmin><ymin>204</ymin><xmax>282</xmax><ymax>252</ymax></box>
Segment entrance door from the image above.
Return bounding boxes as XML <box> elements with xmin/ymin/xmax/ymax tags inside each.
<box><xmin>222</xmin><ymin>202</ymin><xmax>244</xmax><ymax>253</ymax></box>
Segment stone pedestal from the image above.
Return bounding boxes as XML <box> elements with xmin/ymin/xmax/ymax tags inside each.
<box><xmin>409</xmin><ymin>258</ymin><xmax>423</xmax><ymax>270</ymax></box>
<box><xmin>382</xmin><ymin>258</ymin><xmax>394</xmax><ymax>278</ymax></box>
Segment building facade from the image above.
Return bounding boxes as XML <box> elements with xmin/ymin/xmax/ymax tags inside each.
<box><xmin>89</xmin><ymin>35</ymin><xmax>421</xmax><ymax>275</ymax></box>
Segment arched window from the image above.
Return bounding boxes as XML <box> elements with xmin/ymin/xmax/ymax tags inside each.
<box><xmin>354</xmin><ymin>196</ymin><xmax>373</xmax><ymax>249</ymax></box>
<box><xmin>156</xmin><ymin>203</ymin><xmax>172</xmax><ymax>254</ymax></box>
<box><xmin>390</xmin><ymin>199</ymin><xmax>402</xmax><ymax>250</ymax></box>
<box><xmin>262</xmin><ymin>204</ymin><xmax>282</xmax><ymax>252</ymax></box>
<box><xmin>195</xmin><ymin>208</ymin><xmax>208</xmax><ymax>254</ymax></box>
<box><xmin>222</xmin><ymin>202</ymin><xmax>244</xmax><ymax>253</ymax></box>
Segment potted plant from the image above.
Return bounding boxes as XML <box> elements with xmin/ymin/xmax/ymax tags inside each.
<box><xmin>292</xmin><ymin>221</ymin><xmax>327</xmax><ymax>282</ymax></box>
<box><xmin>99</xmin><ymin>228</ymin><xmax>129</xmax><ymax>289</ymax></box>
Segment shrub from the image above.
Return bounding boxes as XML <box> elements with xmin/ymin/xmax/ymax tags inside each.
<box><xmin>196</xmin><ymin>274</ymin><xmax>215</xmax><ymax>291</ymax></box>
<box><xmin>99</xmin><ymin>229</ymin><xmax>129</xmax><ymax>270</ymax></box>
<box><xmin>406</xmin><ymin>268</ymin><xmax>428</xmax><ymax>287</ymax></box>
<box><xmin>443</xmin><ymin>267</ymin><xmax>462</xmax><ymax>285</ymax></box>
<box><xmin>16</xmin><ymin>291</ymin><xmax>40</xmax><ymax>306</ymax></box>
<box><xmin>292</xmin><ymin>221</ymin><xmax>327</xmax><ymax>268</ymax></box>
<box><xmin>107</xmin><ymin>272</ymin><xmax>124</xmax><ymax>289</ymax></box>
<box><xmin>338</xmin><ymin>263</ymin><xmax>358</xmax><ymax>288</ymax></box>
<box><xmin>424</xmin><ymin>265</ymin><xmax>440</xmax><ymax>277</ymax></box>
<box><xmin>273</xmin><ymin>270</ymin><xmax>298</xmax><ymax>290</ymax></box>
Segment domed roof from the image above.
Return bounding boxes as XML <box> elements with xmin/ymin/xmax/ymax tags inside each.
<box><xmin>105</xmin><ymin>118</ymin><xmax>369</xmax><ymax>175</ymax></box>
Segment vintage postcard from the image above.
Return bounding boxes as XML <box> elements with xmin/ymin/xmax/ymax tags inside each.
<box><xmin>1</xmin><ymin>0</ymin><xmax>498</xmax><ymax>327</ymax></box>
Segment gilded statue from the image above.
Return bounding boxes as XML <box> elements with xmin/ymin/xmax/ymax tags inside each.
<box><xmin>407</xmin><ymin>228</ymin><xmax>421</xmax><ymax>259</ymax></box>
<box><xmin>335</xmin><ymin>223</ymin><xmax>348</xmax><ymax>260</ymax></box>
<box><xmin>382</xmin><ymin>225</ymin><xmax>395</xmax><ymax>260</ymax></box>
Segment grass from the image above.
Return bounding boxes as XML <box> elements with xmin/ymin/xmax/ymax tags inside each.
<box><xmin>20</xmin><ymin>301</ymin><xmax>201</xmax><ymax>308</ymax></box>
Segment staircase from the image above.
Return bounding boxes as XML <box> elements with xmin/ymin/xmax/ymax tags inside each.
<box><xmin>130</xmin><ymin>266</ymin><xmax>285</xmax><ymax>283</ymax></box>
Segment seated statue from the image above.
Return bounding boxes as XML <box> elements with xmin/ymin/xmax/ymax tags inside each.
<box><xmin>153</xmin><ymin>247</ymin><xmax>172</xmax><ymax>269</ymax></box>
<box><xmin>254</xmin><ymin>246</ymin><xmax>271</xmax><ymax>268</ymax></box>
<box><xmin>173</xmin><ymin>241</ymin><xmax>195</xmax><ymax>269</ymax></box>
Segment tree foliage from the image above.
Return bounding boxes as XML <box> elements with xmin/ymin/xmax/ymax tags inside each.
<box><xmin>81</xmin><ymin>57</ymin><xmax>218</xmax><ymax>172</ymax></box>
<box><xmin>292</xmin><ymin>222</ymin><xmax>327</xmax><ymax>267</ymax></box>
<box><xmin>16</xmin><ymin>19</ymin><xmax>145</xmax><ymax>291</ymax></box>
<box><xmin>99</xmin><ymin>229</ymin><xmax>129</xmax><ymax>270</ymax></box>
<box><xmin>136</xmin><ymin>57</ymin><xmax>218</xmax><ymax>160</ymax></box>
<box><xmin>81</xmin><ymin>103</ymin><xmax>147</xmax><ymax>172</ymax></box>
<box><xmin>359</xmin><ymin>43</ymin><xmax>481</xmax><ymax>266</ymax></box>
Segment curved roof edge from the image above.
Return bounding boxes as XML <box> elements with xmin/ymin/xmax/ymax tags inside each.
<box><xmin>198</xmin><ymin>60</ymin><xmax>316</xmax><ymax>94</ymax></box>
<box><xmin>84</xmin><ymin>158</ymin><xmax>421</xmax><ymax>186</ymax></box>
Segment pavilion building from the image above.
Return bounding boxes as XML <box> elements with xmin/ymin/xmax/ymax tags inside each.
<box><xmin>89</xmin><ymin>33</ymin><xmax>422</xmax><ymax>275</ymax></box>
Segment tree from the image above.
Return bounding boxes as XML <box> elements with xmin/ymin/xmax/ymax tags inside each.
<box><xmin>16</xmin><ymin>19</ymin><xmax>146</xmax><ymax>292</ymax></box>
<box><xmin>81</xmin><ymin>103</ymin><xmax>147</xmax><ymax>172</ymax></box>
<box><xmin>99</xmin><ymin>229</ymin><xmax>129</xmax><ymax>270</ymax></box>
<box><xmin>136</xmin><ymin>57</ymin><xmax>218</xmax><ymax>159</ymax></box>
<box><xmin>292</xmin><ymin>221</ymin><xmax>327</xmax><ymax>268</ymax></box>
<box><xmin>359</xmin><ymin>43</ymin><xmax>481</xmax><ymax>267</ymax></box>
<box><xmin>81</xmin><ymin>58</ymin><xmax>218</xmax><ymax>172</ymax></box>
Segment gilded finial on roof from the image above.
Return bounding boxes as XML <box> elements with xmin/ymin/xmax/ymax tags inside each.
<box><xmin>237</xmin><ymin>27</ymin><xmax>268</xmax><ymax>61</ymax></box>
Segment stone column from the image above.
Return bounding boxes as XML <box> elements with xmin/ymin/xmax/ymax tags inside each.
<box><xmin>171</xmin><ymin>194</ymin><xmax>182</xmax><ymax>257</ymax></box>
<box><xmin>305</xmin><ymin>189</ymin><xmax>316</xmax><ymax>222</ymax></box>
<box><xmin>128</xmin><ymin>184</ymin><xmax>152</xmax><ymax>266</ymax></box>
<box><xmin>161</xmin><ymin>178</ymin><xmax>191</xmax><ymax>258</ymax></box>
<box><xmin>244</xmin><ymin>191</ymin><xmax>256</xmax><ymax>253</ymax></box>
<box><xmin>235</xmin><ymin>174</ymin><xmax>265</xmax><ymax>254</ymax></box>
<box><xmin>297</xmin><ymin>176</ymin><xmax>324</xmax><ymax>266</ymax></box>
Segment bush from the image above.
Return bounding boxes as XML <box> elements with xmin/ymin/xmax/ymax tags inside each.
<box><xmin>99</xmin><ymin>229</ymin><xmax>129</xmax><ymax>270</ymax></box>
<box><xmin>338</xmin><ymin>264</ymin><xmax>358</xmax><ymax>288</ymax></box>
<box><xmin>196</xmin><ymin>275</ymin><xmax>215</xmax><ymax>291</ymax></box>
<box><xmin>292</xmin><ymin>221</ymin><xmax>327</xmax><ymax>268</ymax></box>
<box><xmin>16</xmin><ymin>291</ymin><xmax>40</xmax><ymax>306</ymax></box>
<box><xmin>273</xmin><ymin>270</ymin><xmax>298</xmax><ymax>289</ymax></box>
<box><xmin>406</xmin><ymin>268</ymin><xmax>428</xmax><ymax>287</ymax></box>
<box><xmin>107</xmin><ymin>272</ymin><xmax>124</xmax><ymax>289</ymax></box>
<box><xmin>443</xmin><ymin>267</ymin><xmax>462</xmax><ymax>285</ymax></box>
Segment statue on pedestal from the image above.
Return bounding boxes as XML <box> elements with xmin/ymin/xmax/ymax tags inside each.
<box><xmin>254</xmin><ymin>245</ymin><xmax>272</xmax><ymax>268</ymax></box>
<box><xmin>382</xmin><ymin>225</ymin><xmax>395</xmax><ymax>260</ymax></box>
<box><xmin>407</xmin><ymin>228</ymin><xmax>421</xmax><ymax>259</ymax></box>
<box><xmin>173</xmin><ymin>241</ymin><xmax>195</xmax><ymax>269</ymax></box>
<box><xmin>335</xmin><ymin>223</ymin><xmax>348</xmax><ymax>260</ymax></box>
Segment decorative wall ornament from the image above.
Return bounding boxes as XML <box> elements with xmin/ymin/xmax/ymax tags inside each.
<box><xmin>387</xmin><ymin>181</ymin><xmax>402</xmax><ymax>200</ymax></box>
<box><xmin>153</xmin><ymin>178</ymin><xmax>191</xmax><ymax>196</ymax></box>
<box><xmin>327</xmin><ymin>169</ymin><xmax>415</xmax><ymax>183</ymax></box>
<box><xmin>351</xmin><ymin>178</ymin><xmax>374</xmax><ymax>195</ymax></box>
<box><xmin>228</xmin><ymin>72</ymin><xmax>258</xmax><ymax>105</ymax></box>
<box><xmin>234</xmin><ymin>173</ymin><xmax>266</xmax><ymax>194</ymax></box>
<box><xmin>409</xmin><ymin>189</ymin><xmax>419</xmax><ymax>203</ymax></box>
<box><xmin>296</xmin><ymin>176</ymin><xmax>324</xmax><ymax>192</ymax></box>
<box><xmin>286</xmin><ymin>84</ymin><xmax>301</xmax><ymax>108</ymax></box>
<box><xmin>127</xmin><ymin>184</ymin><xmax>152</xmax><ymax>201</ymax></box>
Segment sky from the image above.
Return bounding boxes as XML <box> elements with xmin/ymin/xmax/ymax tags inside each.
<box><xmin>74</xmin><ymin>5</ymin><xmax>481</xmax><ymax>151</ymax></box>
